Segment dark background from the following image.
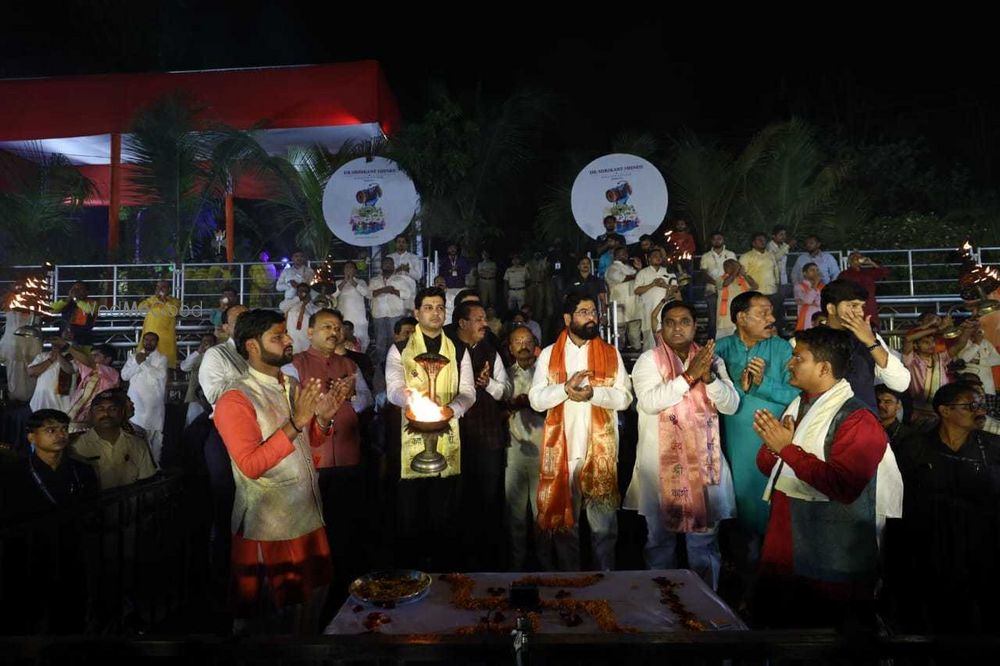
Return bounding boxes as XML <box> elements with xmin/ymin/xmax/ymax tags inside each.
<box><xmin>3</xmin><ymin>4</ymin><xmax>998</xmax><ymax>254</ymax></box>
<box><xmin>3</xmin><ymin>5</ymin><xmax>997</xmax><ymax>165</ymax></box>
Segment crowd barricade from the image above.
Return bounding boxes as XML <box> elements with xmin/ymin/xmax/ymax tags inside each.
<box><xmin>0</xmin><ymin>473</ymin><xmax>209</xmax><ymax>635</ymax></box>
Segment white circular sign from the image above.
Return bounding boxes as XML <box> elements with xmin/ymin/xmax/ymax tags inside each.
<box><xmin>570</xmin><ymin>153</ymin><xmax>668</xmax><ymax>243</ymax></box>
<box><xmin>322</xmin><ymin>157</ymin><xmax>419</xmax><ymax>247</ymax></box>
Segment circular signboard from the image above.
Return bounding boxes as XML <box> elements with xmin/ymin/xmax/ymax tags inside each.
<box><xmin>323</xmin><ymin>157</ymin><xmax>419</xmax><ymax>247</ymax></box>
<box><xmin>570</xmin><ymin>153</ymin><xmax>668</xmax><ymax>243</ymax></box>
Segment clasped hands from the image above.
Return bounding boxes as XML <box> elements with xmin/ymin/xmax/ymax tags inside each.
<box><xmin>564</xmin><ymin>370</ymin><xmax>594</xmax><ymax>402</ymax></box>
<box><xmin>292</xmin><ymin>375</ymin><xmax>356</xmax><ymax>430</ymax></box>
<box><xmin>752</xmin><ymin>409</ymin><xmax>796</xmax><ymax>454</ymax></box>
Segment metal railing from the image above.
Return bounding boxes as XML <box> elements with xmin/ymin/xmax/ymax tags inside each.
<box><xmin>0</xmin><ymin>257</ymin><xmax>435</xmax><ymax>359</ymax></box>
<box><xmin>0</xmin><ymin>473</ymin><xmax>208</xmax><ymax>635</ymax></box>
<box><xmin>0</xmin><ymin>248</ymin><xmax>992</xmax><ymax>357</ymax></box>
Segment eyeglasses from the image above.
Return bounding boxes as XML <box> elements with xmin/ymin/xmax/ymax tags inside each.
<box><xmin>574</xmin><ymin>309</ymin><xmax>599</xmax><ymax>318</ymax></box>
<box><xmin>947</xmin><ymin>402</ymin><xmax>987</xmax><ymax>411</ymax></box>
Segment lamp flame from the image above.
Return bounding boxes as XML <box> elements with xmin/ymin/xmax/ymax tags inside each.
<box><xmin>406</xmin><ymin>389</ymin><xmax>446</xmax><ymax>422</ymax></box>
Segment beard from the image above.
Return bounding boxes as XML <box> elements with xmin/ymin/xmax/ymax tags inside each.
<box><xmin>570</xmin><ymin>320</ymin><xmax>600</xmax><ymax>340</ymax></box>
<box><xmin>261</xmin><ymin>345</ymin><xmax>293</xmax><ymax>367</ymax></box>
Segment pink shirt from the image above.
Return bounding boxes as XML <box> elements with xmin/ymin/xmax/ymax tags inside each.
<box><xmin>902</xmin><ymin>350</ymin><xmax>951</xmax><ymax>406</ymax></box>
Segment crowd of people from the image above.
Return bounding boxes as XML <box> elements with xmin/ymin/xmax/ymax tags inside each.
<box><xmin>2</xmin><ymin>223</ymin><xmax>999</xmax><ymax>638</ymax></box>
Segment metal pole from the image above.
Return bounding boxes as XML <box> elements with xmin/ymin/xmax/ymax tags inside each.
<box><xmin>907</xmin><ymin>251</ymin><xmax>914</xmax><ymax>296</ymax></box>
<box><xmin>609</xmin><ymin>301</ymin><xmax>618</xmax><ymax>349</ymax></box>
<box><xmin>239</xmin><ymin>263</ymin><xmax>246</xmax><ymax>305</ymax></box>
<box><xmin>112</xmin><ymin>264</ymin><xmax>118</xmax><ymax>310</ymax></box>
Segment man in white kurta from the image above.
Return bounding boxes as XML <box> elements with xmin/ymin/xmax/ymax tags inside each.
<box><xmin>275</xmin><ymin>250</ymin><xmax>315</xmax><ymax>300</ymax></box>
<box><xmin>625</xmin><ymin>301</ymin><xmax>739</xmax><ymax>590</ymax></box>
<box><xmin>387</xmin><ymin>236</ymin><xmax>424</xmax><ymax>286</ymax></box>
<box><xmin>120</xmin><ymin>331</ymin><xmax>168</xmax><ymax>464</ymax></box>
<box><xmin>2</xmin><ymin>309</ymin><xmax>42</xmax><ymax>403</ymax></box>
<box><xmin>370</xmin><ymin>257</ymin><xmax>416</xmax><ymax>366</ymax></box>
<box><xmin>505</xmin><ymin>326</ymin><xmax>546</xmax><ymax>570</ymax></box>
<box><xmin>28</xmin><ymin>344</ymin><xmax>75</xmax><ymax>413</ymax></box>
<box><xmin>633</xmin><ymin>247</ymin><xmax>679</xmax><ymax>351</ymax></box>
<box><xmin>604</xmin><ymin>247</ymin><xmax>642</xmax><ymax>350</ymax></box>
<box><xmin>333</xmin><ymin>261</ymin><xmax>370</xmax><ymax>352</ymax></box>
<box><xmin>529</xmin><ymin>294</ymin><xmax>633</xmax><ymax>571</ymax></box>
<box><xmin>279</xmin><ymin>283</ymin><xmax>319</xmax><ymax>355</ymax></box>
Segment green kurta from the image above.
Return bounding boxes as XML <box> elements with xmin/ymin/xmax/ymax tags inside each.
<box><xmin>715</xmin><ymin>334</ymin><xmax>799</xmax><ymax>535</ymax></box>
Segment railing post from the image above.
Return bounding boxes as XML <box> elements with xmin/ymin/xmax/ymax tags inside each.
<box><xmin>239</xmin><ymin>263</ymin><xmax>246</xmax><ymax>305</ymax></box>
<box><xmin>112</xmin><ymin>265</ymin><xmax>118</xmax><ymax>311</ymax></box>
<box><xmin>907</xmin><ymin>251</ymin><xmax>914</xmax><ymax>296</ymax></box>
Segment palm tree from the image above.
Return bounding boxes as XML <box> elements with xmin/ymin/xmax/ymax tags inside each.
<box><xmin>0</xmin><ymin>145</ymin><xmax>94</xmax><ymax>264</ymax></box>
<box><xmin>737</xmin><ymin>119</ymin><xmax>856</xmax><ymax>242</ymax></box>
<box><xmin>389</xmin><ymin>85</ymin><xmax>553</xmax><ymax>253</ymax></box>
<box><xmin>126</xmin><ymin>94</ymin><xmax>217</xmax><ymax>261</ymax></box>
<box><xmin>257</xmin><ymin>141</ymin><xmax>375</xmax><ymax>260</ymax></box>
<box><xmin>536</xmin><ymin>131</ymin><xmax>662</xmax><ymax>253</ymax></box>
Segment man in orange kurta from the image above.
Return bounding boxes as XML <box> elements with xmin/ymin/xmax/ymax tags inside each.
<box><xmin>214</xmin><ymin>309</ymin><xmax>341</xmax><ymax>634</ymax></box>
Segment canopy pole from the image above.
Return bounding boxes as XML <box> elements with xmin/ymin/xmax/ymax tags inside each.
<box><xmin>108</xmin><ymin>133</ymin><xmax>121</xmax><ymax>257</ymax></box>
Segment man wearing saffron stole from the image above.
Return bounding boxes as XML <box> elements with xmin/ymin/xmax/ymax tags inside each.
<box><xmin>529</xmin><ymin>293</ymin><xmax>632</xmax><ymax>571</ymax></box>
<box><xmin>625</xmin><ymin>301</ymin><xmax>739</xmax><ymax>590</ymax></box>
<box><xmin>386</xmin><ymin>286</ymin><xmax>475</xmax><ymax>571</ymax></box>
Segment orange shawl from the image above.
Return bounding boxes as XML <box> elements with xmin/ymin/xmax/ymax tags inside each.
<box><xmin>536</xmin><ymin>330</ymin><xmax>620</xmax><ymax>530</ymax></box>
<box><xmin>719</xmin><ymin>276</ymin><xmax>749</xmax><ymax>317</ymax></box>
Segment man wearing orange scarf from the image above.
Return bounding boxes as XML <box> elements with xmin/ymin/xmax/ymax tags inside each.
<box><xmin>529</xmin><ymin>293</ymin><xmax>633</xmax><ymax>570</ymax></box>
<box><xmin>715</xmin><ymin>259</ymin><xmax>757</xmax><ymax>339</ymax></box>
<box><xmin>624</xmin><ymin>301</ymin><xmax>739</xmax><ymax>590</ymax></box>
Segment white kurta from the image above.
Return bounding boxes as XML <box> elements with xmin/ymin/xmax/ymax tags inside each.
<box><xmin>368</xmin><ymin>274</ymin><xmax>414</xmax><ymax>319</ymax></box>
<box><xmin>121</xmin><ymin>349</ymin><xmax>167</xmax><ymax>433</ymax></box>
<box><xmin>276</xmin><ymin>264</ymin><xmax>316</xmax><ymax>299</ymax></box>
<box><xmin>528</xmin><ymin>339</ymin><xmax>633</xmax><ymax>464</ymax></box>
<box><xmin>634</xmin><ymin>267</ymin><xmax>678</xmax><ymax>325</ymax></box>
<box><xmin>509</xmin><ymin>363</ymin><xmax>545</xmax><ymax>447</ymax></box>
<box><xmin>385</xmin><ymin>338</ymin><xmax>477</xmax><ymax>418</ymax></box>
<box><xmin>334</xmin><ymin>279</ymin><xmax>371</xmax><ymax>350</ymax></box>
<box><xmin>28</xmin><ymin>352</ymin><xmax>74</xmax><ymax>412</ymax></box>
<box><xmin>959</xmin><ymin>339</ymin><xmax>1000</xmax><ymax>394</ymax></box>
<box><xmin>388</xmin><ymin>251</ymin><xmax>424</xmax><ymax>284</ymax></box>
<box><xmin>624</xmin><ymin>348</ymin><xmax>740</xmax><ymax>526</ymax></box>
<box><xmin>279</xmin><ymin>297</ymin><xmax>319</xmax><ymax>354</ymax></box>
<box><xmin>605</xmin><ymin>260</ymin><xmax>639</xmax><ymax>322</ymax></box>
<box><xmin>1</xmin><ymin>311</ymin><xmax>42</xmax><ymax>402</ymax></box>
<box><xmin>198</xmin><ymin>338</ymin><xmax>249</xmax><ymax>409</ymax></box>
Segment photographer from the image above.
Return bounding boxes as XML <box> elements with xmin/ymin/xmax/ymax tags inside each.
<box><xmin>839</xmin><ymin>252</ymin><xmax>890</xmax><ymax>329</ymax></box>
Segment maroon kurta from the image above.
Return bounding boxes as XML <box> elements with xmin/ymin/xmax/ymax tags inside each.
<box><xmin>839</xmin><ymin>267</ymin><xmax>890</xmax><ymax>328</ymax></box>
<box><xmin>292</xmin><ymin>348</ymin><xmax>361</xmax><ymax>468</ymax></box>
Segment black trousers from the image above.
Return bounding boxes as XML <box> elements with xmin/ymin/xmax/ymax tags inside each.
<box><xmin>395</xmin><ymin>476</ymin><xmax>461</xmax><ymax>572</ymax></box>
<box><xmin>317</xmin><ymin>465</ymin><xmax>366</xmax><ymax>597</ymax></box>
<box><xmin>459</xmin><ymin>446</ymin><xmax>507</xmax><ymax>571</ymax></box>
<box><xmin>203</xmin><ymin>426</ymin><xmax>235</xmax><ymax>597</ymax></box>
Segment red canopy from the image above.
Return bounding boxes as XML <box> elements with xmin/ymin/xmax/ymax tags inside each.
<box><xmin>0</xmin><ymin>61</ymin><xmax>401</xmax><ymax>256</ymax></box>
<box><xmin>0</xmin><ymin>60</ymin><xmax>399</xmax><ymax>141</ymax></box>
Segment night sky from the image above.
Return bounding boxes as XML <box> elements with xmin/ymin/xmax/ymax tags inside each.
<box><xmin>3</xmin><ymin>4</ymin><xmax>999</xmax><ymax>193</ymax></box>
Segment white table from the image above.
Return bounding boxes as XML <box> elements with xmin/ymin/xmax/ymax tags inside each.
<box><xmin>326</xmin><ymin>569</ymin><xmax>746</xmax><ymax>635</ymax></box>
